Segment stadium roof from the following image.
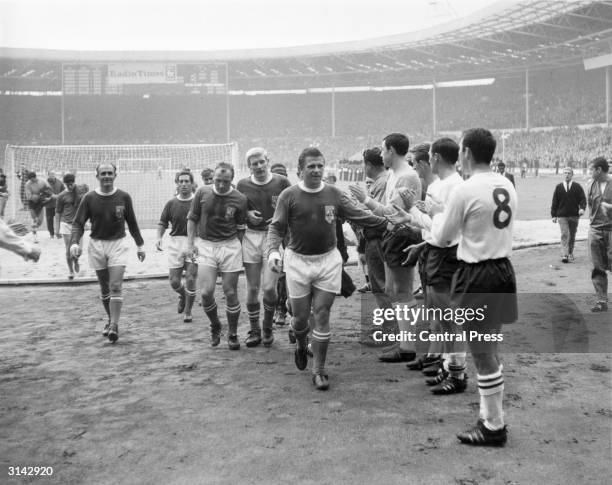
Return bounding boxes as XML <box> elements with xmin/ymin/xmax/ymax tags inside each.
<box><xmin>2</xmin><ymin>0</ymin><xmax>612</xmax><ymax>90</ymax></box>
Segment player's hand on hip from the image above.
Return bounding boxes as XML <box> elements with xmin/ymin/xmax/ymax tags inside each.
<box><xmin>247</xmin><ymin>210</ymin><xmax>263</xmax><ymax>225</ymax></box>
<box><xmin>25</xmin><ymin>246</ymin><xmax>41</xmax><ymax>262</ymax></box>
<box><xmin>348</xmin><ymin>184</ymin><xmax>367</xmax><ymax>203</ymax></box>
<box><xmin>155</xmin><ymin>239</ymin><xmax>163</xmax><ymax>251</ymax></box>
<box><xmin>552</xmin><ymin>217</ymin><xmax>557</xmax><ymax>223</ymax></box>
<box><xmin>137</xmin><ymin>247</ymin><xmax>146</xmax><ymax>262</ymax></box>
<box><xmin>69</xmin><ymin>244</ymin><xmax>81</xmax><ymax>259</ymax></box>
<box><xmin>578</xmin><ymin>209</ymin><xmax>584</xmax><ymax>216</ymax></box>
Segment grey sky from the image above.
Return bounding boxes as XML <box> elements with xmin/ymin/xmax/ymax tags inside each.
<box><xmin>1</xmin><ymin>0</ymin><xmax>496</xmax><ymax>51</ymax></box>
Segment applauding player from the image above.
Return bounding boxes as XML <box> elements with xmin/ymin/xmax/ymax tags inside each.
<box><xmin>429</xmin><ymin>129</ymin><xmax>517</xmax><ymax>446</ymax></box>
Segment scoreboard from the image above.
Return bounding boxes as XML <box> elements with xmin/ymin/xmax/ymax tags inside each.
<box><xmin>62</xmin><ymin>63</ymin><xmax>227</xmax><ymax>96</ymax></box>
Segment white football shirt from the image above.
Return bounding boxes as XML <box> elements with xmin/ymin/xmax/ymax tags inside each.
<box><xmin>430</xmin><ymin>171</ymin><xmax>517</xmax><ymax>263</ymax></box>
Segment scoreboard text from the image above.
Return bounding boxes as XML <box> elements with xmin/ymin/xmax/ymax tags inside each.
<box><xmin>62</xmin><ymin>63</ymin><xmax>227</xmax><ymax>96</ymax></box>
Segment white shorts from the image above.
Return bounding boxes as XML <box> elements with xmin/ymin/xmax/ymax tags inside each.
<box><xmin>59</xmin><ymin>221</ymin><xmax>73</xmax><ymax>236</ymax></box>
<box><xmin>196</xmin><ymin>237</ymin><xmax>242</xmax><ymax>273</ymax></box>
<box><xmin>242</xmin><ymin>229</ymin><xmax>268</xmax><ymax>264</ymax></box>
<box><xmin>168</xmin><ymin>236</ymin><xmax>194</xmax><ymax>269</ymax></box>
<box><xmin>284</xmin><ymin>247</ymin><xmax>343</xmax><ymax>299</ymax></box>
<box><xmin>88</xmin><ymin>237</ymin><xmax>130</xmax><ymax>270</ymax></box>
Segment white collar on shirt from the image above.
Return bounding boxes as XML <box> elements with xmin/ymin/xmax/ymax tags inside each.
<box><xmin>298</xmin><ymin>181</ymin><xmax>325</xmax><ymax>193</ymax></box>
<box><xmin>95</xmin><ymin>188</ymin><xmax>118</xmax><ymax>196</ymax></box>
<box><xmin>212</xmin><ymin>186</ymin><xmax>233</xmax><ymax>196</ymax></box>
<box><xmin>250</xmin><ymin>173</ymin><xmax>273</xmax><ymax>186</ymax></box>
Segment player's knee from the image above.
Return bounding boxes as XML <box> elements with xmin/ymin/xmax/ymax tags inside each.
<box><xmin>109</xmin><ymin>281</ymin><xmax>123</xmax><ymax>295</ymax></box>
<box><xmin>223</xmin><ymin>286</ymin><xmax>238</xmax><ymax>302</ymax></box>
<box><xmin>246</xmin><ymin>285</ymin><xmax>260</xmax><ymax>301</ymax></box>
<box><xmin>201</xmin><ymin>294</ymin><xmax>215</xmax><ymax>307</ymax></box>
<box><xmin>262</xmin><ymin>282</ymin><xmax>277</xmax><ymax>300</ymax></box>
<box><xmin>471</xmin><ymin>353</ymin><xmax>499</xmax><ymax>374</ymax></box>
<box><xmin>169</xmin><ymin>276</ymin><xmax>182</xmax><ymax>290</ymax></box>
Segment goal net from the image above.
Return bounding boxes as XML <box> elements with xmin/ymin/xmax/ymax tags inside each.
<box><xmin>3</xmin><ymin>143</ymin><xmax>239</xmax><ymax>226</ymax></box>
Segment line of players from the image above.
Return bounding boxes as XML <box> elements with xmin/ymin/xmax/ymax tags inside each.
<box><xmin>53</xmin><ymin>130</ymin><xmax>516</xmax><ymax>447</ymax></box>
<box><xmin>4</xmin><ymin>130</ymin><xmax>610</xmax><ymax>448</ymax></box>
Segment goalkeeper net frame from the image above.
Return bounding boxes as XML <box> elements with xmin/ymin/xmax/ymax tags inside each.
<box><xmin>3</xmin><ymin>143</ymin><xmax>239</xmax><ymax>226</ymax></box>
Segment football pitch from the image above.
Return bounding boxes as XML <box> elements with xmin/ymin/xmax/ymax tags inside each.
<box><xmin>1</xmin><ymin>171</ymin><xmax>610</xmax><ymax>484</ymax></box>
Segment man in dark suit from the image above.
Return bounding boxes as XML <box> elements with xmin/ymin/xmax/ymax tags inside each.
<box><xmin>586</xmin><ymin>157</ymin><xmax>612</xmax><ymax>312</ymax></box>
<box><xmin>498</xmin><ymin>162</ymin><xmax>515</xmax><ymax>187</ymax></box>
<box><xmin>551</xmin><ymin>167</ymin><xmax>586</xmax><ymax>263</ymax></box>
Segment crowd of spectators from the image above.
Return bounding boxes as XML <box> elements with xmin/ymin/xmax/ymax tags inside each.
<box><xmin>1</xmin><ymin>64</ymin><xmax>609</xmax><ymax>172</ymax></box>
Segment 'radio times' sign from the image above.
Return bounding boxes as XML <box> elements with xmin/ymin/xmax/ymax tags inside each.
<box><xmin>106</xmin><ymin>63</ymin><xmax>177</xmax><ymax>85</ymax></box>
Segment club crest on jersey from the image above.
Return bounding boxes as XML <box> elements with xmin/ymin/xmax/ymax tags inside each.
<box><xmin>324</xmin><ymin>205</ymin><xmax>335</xmax><ymax>224</ymax></box>
<box><xmin>271</xmin><ymin>196</ymin><xmax>278</xmax><ymax>209</ymax></box>
<box><xmin>225</xmin><ymin>206</ymin><xmax>236</xmax><ymax>220</ymax></box>
<box><xmin>115</xmin><ymin>205</ymin><xmax>125</xmax><ymax>219</ymax></box>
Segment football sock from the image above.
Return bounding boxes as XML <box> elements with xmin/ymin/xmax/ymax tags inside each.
<box><xmin>246</xmin><ymin>302</ymin><xmax>260</xmax><ymax>331</ymax></box>
<box><xmin>226</xmin><ymin>303</ymin><xmax>241</xmax><ymax>336</ymax></box>
<box><xmin>311</xmin><ymin>329</ymin><xmax>331</xmax><ymax>375</ymax></box>
<box><xmin>109</xmin><ymin>296</ymin><xmax>123</xmax><ymax>325</ymax></box>
<box><xmin>478</xmin><ymin>369</ymin><xmax>505</xmax><ymax>431</ymax></box>
<box><xmin>262</xmin><ymin>299</ymin><xmax>276</xmax><ymax>331</ymax></box>
<box><xmin>204</xmin><ymin>300</ymin><xmax>221</xmax><ymax>331</ymax></box>
<box><xmin>185</xmin><ymin>288</ymin><xmax>196</xmax><ymax>315</ymax></box>
<box><xmin>448</xmin><ymin>352</ymin><xmax>467</xmax><ymax>379</ymax></box>
<box><xmin>100</xmin><ymin>293</ymin><xmax>111</xmax><ymax>320</ymax></box>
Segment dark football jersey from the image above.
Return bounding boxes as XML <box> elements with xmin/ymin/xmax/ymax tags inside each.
<box><xmin>236</xmin><ymin>174</ymin><xmax>291</xmax><ymax>231</ymax></box>
<box><xmin>268</xmin><ymin>183</ymin><xmax>386</xmax><ymax>256</ymax></box>
<box><xmin>188</xmin><ymin>186</ymin><xmax>247</xmax><ymax>241</ymax></box>
<box><xmin>71</xmin><ymin>188</ymin><xmax>144</xmax><ymax>246</ymax></box>
<box><xmin>159</xmin><ymin>196</ymin><xmax>193</xmax><ymax>237</ymax></box>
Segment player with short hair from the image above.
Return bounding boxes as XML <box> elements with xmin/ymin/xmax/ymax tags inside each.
<box><xmin>25</xmin><ymin>171</ymin><xmax>52</xmax><ymax>244</ymax></box>
<box><xmin>44</xmin><ymin>171</ymin><xmax>65</xmax><ymax>239</ymax></box>
<box><xmin>429</xmin><ymin>128</ymin><xmax>517</xmax><ymax>446</ymax></box>
<box><xmin>236</xmin><ymin>147</ymin><xmax>291</xmax><ymax>347</ymax></box>
<box><xmin>201</xmin><ymin>168</ymin><xmax>214</xmax><ymax>186</ymax></box>
<box><xmin>270</xmin><ymin>163</ymin><xmax>288</xmax><ymax>178</ymax></box>
<box><xmin>70</xmin><ymin>163</ymin><xmax>146</xmax><ymax>343</ymax></box>
<box><xmin>268</xmin><ymin>147</ymin><xmax>389</xmax><ymax>390</ymax></box>
<box><xmin>349</xmin><ymin>133</ymin><xmax>422</xmax><ymax>363</ymax></box>
<box><xmin>187</xmin><ymin>162</ymin><xmax>248</xmax><ymax>349</ymax></box>
<box><xmin>390</xmin><ymin>137</ymin><xmax>467</xmax><ymax>392</ymax></box>
<box><xmin>157</xmin><ymin>170</ymin><xmax>198</xmax><ymax>323</ymax></box>
<box><xmin>586</xmin><ymin>156</ymin><xmax>612</xmax><ymax>312</ymax></box>
<box><xmin>54</xmin><ymin>173</ymin><xmax>86</xmax><ymax>279</ymax></box>
<box><xmin>551</xmin><ymin>167</ymin><xmax>586</xmax><ymax>263</ymax></box>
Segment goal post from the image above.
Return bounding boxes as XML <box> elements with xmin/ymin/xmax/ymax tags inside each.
<box><xmin>3</xmin><ymin>142</ymin><xmax>240</xmax><ymax>226</ymax></box>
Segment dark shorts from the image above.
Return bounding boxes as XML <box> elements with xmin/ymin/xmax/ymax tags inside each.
<box><xmin>423</xmin><ymin>244</ymin><xmax>458</xmax><ymax>290</ymax></box>
<box><xmin>451</xmin><ymin>258</ymin><xmax>518</xmax><ymax>330</ymax></box>
<box><xmin>381</xmin><ymin>227</ymin><xmax>423</xmax><ymax>268</ymax></box>
<box><xmin>357</xmin><ymin>235</ymin><xmax>366</xmax><ymax>254</ymax></box>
